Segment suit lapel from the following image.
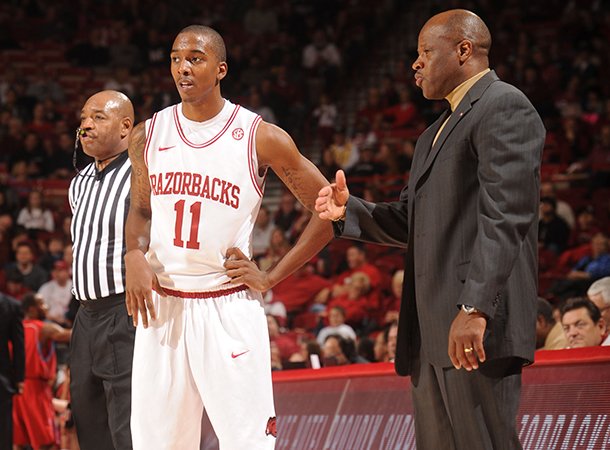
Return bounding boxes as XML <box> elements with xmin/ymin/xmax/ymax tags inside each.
<box><xmin>413</xmin><ymin>70</ymin><xmax>499</xmax><ymax>191</ymax></box>
<box><xmin>411</xmin><ymin>109</ymin><xmax>449</xmax><ymax>181</ymax></box>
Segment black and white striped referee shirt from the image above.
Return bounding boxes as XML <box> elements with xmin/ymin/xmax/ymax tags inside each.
<box><xmin>69</xmin><ymin>151</ymin><xmax>131</xmax><ymax>301</ymax></box>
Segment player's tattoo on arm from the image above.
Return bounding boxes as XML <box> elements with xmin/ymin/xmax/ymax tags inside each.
<box><xmin>128</xmin><ymin>122</ymin><xmax>152</xmax><ymax>219</ymax></box>
<box><xmin>126</xmin><ymin>122</ymin><xmax>152</xmax><ymax>253</ymax></box>
<box><xmin>280</xmin><ymin>160</ymin><xmax>320</xmax><ymax>212</ymax></box>
<box><xmin>260</xmin><ymin>120</ymin><xmax>328</xmax><ymax>212</ymax></box>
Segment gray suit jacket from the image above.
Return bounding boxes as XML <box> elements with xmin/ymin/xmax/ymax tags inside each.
<box><xmin>338</xmin><ymin>71</ymin><xmax>545</xmax><ymax>376</ymax></box>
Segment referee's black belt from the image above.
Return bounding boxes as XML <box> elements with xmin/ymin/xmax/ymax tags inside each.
<box><xmin>77</xmin><ymin>293</ymin><xmax>126</xmax><ymax>311</ymax></box>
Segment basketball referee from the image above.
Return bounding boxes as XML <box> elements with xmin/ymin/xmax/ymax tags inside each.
<box><xmin>69</xmin><ymin>90</ymin><xmax>134</xmax><ymax>450</ymax></box>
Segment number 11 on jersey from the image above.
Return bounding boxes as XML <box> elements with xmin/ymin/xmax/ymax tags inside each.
<box><xmin>173</xmin><ymin>200</ymin><xmax>201</xmax><ymax>249</ymax></box>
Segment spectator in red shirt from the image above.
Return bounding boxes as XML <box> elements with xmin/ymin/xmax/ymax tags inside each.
<box><xmin>383</xmin><ymin>87</ymin><xmax>418</xmax><ymax>129</ymax></box>
<box><xmin>271</xmin><ymin>262</ymin><xmax>331</xmax><ymax>315</ymax></box>
<box><xmin>326</xmin><ymin>271</ymin><xmax>371</xmax><ymax>327</ymax></box>
<box><xmin>382</xmin><ymin>269</ymin><xmax>404</xmax><ymax>326</ymax></box>
<box><xmin>314</xmin><ymin>244</ymin><xmax>382</xmax><ymax>323</ymax></box>
<box><xmin>267</xmin><ymin>314</ymin><xmax>300</xmax><ymax>364</ymax></box>
<box><xmin>333</xmin><ymin>244</ymin><xmax>382</xmax><ymax>294</ymax></box>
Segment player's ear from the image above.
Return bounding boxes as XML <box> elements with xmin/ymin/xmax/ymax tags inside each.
<box><xmin>217</xmin><ymin>61</ymin><xmax>228</xmax><ymax>83</ymax></box>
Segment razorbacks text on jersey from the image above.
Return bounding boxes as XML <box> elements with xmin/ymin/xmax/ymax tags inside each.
<box><xmin>144</xmin><ymin>100</ymin><xmax>265</xmax><ymax>291</ymax></box>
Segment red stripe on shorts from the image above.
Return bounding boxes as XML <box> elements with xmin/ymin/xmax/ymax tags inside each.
<box><xmin>161</xmin><ymin>284</ymin><xmax>248</xmax><ymax>299</ymax></box>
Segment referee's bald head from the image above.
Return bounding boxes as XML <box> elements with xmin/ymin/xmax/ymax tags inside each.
<box><xmin>85</xmin><ymin>90</ymin><xmax>134</xmax><ymax>122</ymax></box>
<box><xmin>80</xmin><ymin>90</ymin><xmax>134</xmax><ymax>161</ymax></box>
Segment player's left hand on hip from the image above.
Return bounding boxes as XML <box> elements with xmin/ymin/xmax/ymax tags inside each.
<box><xmin>448</xmin><ymin>310</ymin><xmax>487</xmax><ymax>371</ymax></box>
<box><xmin>224</xmin><ymin>247</ymin><xmax>270</xmax><ymax>291</ymax></box>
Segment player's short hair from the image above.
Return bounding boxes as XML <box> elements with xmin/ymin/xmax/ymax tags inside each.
<box><xmin>178</xmin><ymin>25</ymin><xmax>227</xmax><ymax>62</ymax></box>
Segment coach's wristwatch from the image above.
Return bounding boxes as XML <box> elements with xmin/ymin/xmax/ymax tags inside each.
<box><xmin>331</xmin><ymin>205</ymin><xmax>347</xmax><ymax>222</ymax></box>
<box><xmin>461</xmin><ymin>304</ymin><xmax>480</xmax><ymax>315</ymax></box>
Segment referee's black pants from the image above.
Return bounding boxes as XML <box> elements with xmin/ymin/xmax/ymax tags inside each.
<box><xmin>70</xmin><ymin>294</ymin><xmax>135</xmax><ymax>450</ymax></box>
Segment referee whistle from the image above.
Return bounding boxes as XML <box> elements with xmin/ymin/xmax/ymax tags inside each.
<box><xmin>76</xmin><ymin>128</ymin><xmax>86</xmax><ymax>136</ymax></box>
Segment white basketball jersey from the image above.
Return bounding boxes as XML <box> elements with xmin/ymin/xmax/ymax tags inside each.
<box><xmin>144</xmin><ymin>100</ymin><xmax>265</xmax><ymax>291</ymax></box>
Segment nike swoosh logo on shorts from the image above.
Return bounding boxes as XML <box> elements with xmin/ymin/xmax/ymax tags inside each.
<box><xmin>231</xmin><ymin>350</ymin><xmax>250</xmax><ymax>359</ymax></box>
<box><xmin>158</xmin><ymin>145</ymin><xmax>176</xmax><ymax>151</ymax></box>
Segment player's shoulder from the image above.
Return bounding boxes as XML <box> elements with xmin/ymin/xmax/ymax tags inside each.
<box><xmin>154</xmin><ymin>103</ymin><xmax>178</xmax><ymax>120</ymax></box>
<box><xmin>228</xmin><ymin>101</ymin><xmax>261</xmax><ymax>127</ymax></box>
<box><xmin>254</xmin><ymin>120</ymin><xmax>300</xmax><ymax>167</ymax></box>
<box><xmin>255</xmin><ymin>120</ymin><xmax>294</xmax><ymax>150</ymax></box>
<box><xmin>143</xmin><ymin>103</ymin><xmax>179</xmax><ymax>130</ymax></box>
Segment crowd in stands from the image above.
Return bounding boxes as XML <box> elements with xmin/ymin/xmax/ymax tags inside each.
<box><xmin>1</xmin><ymin>0</ymin><xmax>610</xmax><ymax>446</ymax></box>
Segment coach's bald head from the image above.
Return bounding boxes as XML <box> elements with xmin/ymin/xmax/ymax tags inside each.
<box><xmin>413</xmin><ymin>10</ymin><xmax>491</xmax><ymax>99</ymax></box>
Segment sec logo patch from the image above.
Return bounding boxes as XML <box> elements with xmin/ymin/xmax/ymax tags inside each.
<box><xmin>232</xmin><ymin>128</ymin><xmax>244</xmax><ymax>140</ymax></box>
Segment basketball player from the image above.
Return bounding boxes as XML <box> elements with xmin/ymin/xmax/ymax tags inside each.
<box><xmin>13</xmin><ymin>293</ymin><xmax>71</xmax><ymax>450</ymax></box>
<box><xmin>125</xmin><ymin>25</ymin><xmax>334</xmax><ymax>449</ymax></box>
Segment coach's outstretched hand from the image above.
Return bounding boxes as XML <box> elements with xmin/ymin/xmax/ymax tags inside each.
<box><xmin>315</xmin><ymin>169</ymin><xmax>350</xmax><ymax>221</ymax></box>
<box><xmin>125</xmin><ymin>249</ymin><xmax>166</xmax><ymax>328</ymax></box>
<box><xmin>224</xmin><ymin>247</ymin><xmax>271</xmax><ymax>292</ymax></box>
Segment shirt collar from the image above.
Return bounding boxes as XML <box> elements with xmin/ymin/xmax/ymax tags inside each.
<box><xmin>445</xmin><ymin>68</ymin><xmax>490</xmax><ymax>112</ymax></box>
<box><xmin>95</xmin><ymin>150</ymin><xmax>128</xmax><ymax>180</ymax></box>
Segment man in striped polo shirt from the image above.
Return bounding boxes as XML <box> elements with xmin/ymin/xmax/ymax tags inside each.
<box><xmin>69</xmin><ymin>90</ymin><xmax>134</xmax><ymax>450</ymax></box>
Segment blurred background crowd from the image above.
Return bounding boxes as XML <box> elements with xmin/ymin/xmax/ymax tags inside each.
<box><xmin>1</xmin><ymin>0</ymin><xmax>610</xmax><ymax>446</ymax></box>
